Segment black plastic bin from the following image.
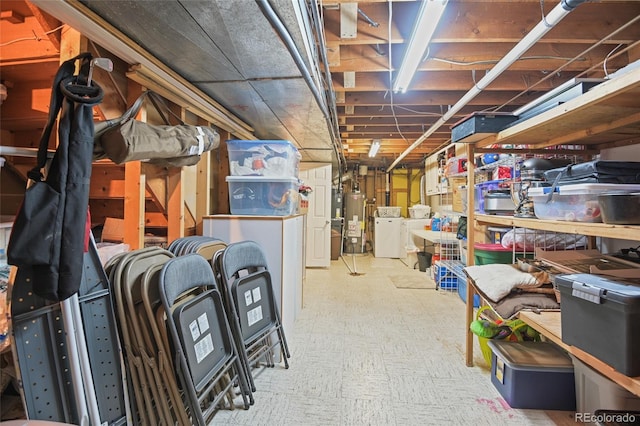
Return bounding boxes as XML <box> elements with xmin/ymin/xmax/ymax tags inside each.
<box><xmin>417</xmin><ymin>251</ymin><xmax>432</xmax><ymax>272</ymax></box>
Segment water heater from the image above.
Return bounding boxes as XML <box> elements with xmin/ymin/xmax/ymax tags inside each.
<box><xmin>343</xmin><ymin>192</ymin><xmax>366</xmax><ymax>254</ymax></box>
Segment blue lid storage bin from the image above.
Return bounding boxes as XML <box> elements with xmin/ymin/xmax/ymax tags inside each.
<box><xmin>227</xmin><ymin>176</ymin><xmax>299</xmax><ymax>216</ymax></box>
<box><xmin>474</xmin><ymin>180</ymin><xmax>510</xmax><ymax>214</ymax></box>
<box><xmin>488</xmin><ymin>341</ymin><xmax>576</xmax><ymax>411</ymax></box>
<box><xmin>226</xmin><ymin>140</ymin><xmax>301</xmax><ymax>178</ymax></box>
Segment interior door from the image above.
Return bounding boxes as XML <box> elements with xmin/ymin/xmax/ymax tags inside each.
<box><xmin>299</xmin><ymin>164</ymin><xmax>331</xmax><ymax>267</ymax></box>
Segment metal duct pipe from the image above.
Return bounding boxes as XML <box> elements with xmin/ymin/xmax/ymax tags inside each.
<box><xmin>308</xmin><ymin>0</ymin><xmax>347</xmax><ymax>182</ymax></box>
<box><xmin>387</xmin><ymin>0</ymin><xmax>587</xmax><ymax>171</ymax></box>
<box><xmin>256</xmin><ymin>0</ymin><xmax>346</xmax><ymax>171</ymax></box>
<box><xmin>385</xmin><ymin>173</ymin><xmax>391</xmax><ymax>206</ymax></box>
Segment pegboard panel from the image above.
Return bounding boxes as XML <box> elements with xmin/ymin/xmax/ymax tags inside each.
<box><xmin>10</xmin><ymin>234</ymin><xmax>127</xmax><ymax>425</ymax></box>
<box><xmin>11</xmin><ymin>269</ymin><xmax>78</xmax><ymax>423</ymax></box>
<box><xmin>78</xmin><ymin>239</ymin><xmax>128</xmax><ymax>425</ymax></box>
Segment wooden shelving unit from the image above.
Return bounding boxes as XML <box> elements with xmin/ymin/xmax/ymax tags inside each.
<box><xmin>474</xmin><ymin>66</ymin><xmax>640</xmax><ymax>150</ymax></box>
<box><xmin>462</xmin><ymin>66</ymin><xmax>640</xmax><ymax>394</ymax></box>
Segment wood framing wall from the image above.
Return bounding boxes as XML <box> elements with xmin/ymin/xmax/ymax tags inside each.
<box><xmin>1</xmin><ymin>12</ymin><xmax>248</xmax><ymax>249</ymax></box>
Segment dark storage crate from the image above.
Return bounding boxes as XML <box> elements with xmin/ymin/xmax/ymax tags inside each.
<box><xmin>451</xmin><ymin>113</ymin><xmax>518</xmax><ymax>143</ymax></box>
<box><xmin>488</xmin><ymin>341</ymin><xmax>576</xmax><ymax>411</ymax></box>
<box><xmin>555</xmin><ymin>273</ymin><xmax>640</xmax><ymax>376</ymax></box>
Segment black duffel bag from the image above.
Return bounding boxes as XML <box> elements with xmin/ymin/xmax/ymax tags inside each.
<box><xmin>544</xmin><ymin>160</ymin><xmax>640</xmax><ymax>185</ymax></box>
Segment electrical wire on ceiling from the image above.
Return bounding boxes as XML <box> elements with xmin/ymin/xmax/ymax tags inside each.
<box><xmin>0</xmin><ymin>24</ymin><xmax>64</xmax><ymax>46</ymax></box>
<box><xmin>387</xmin><ymin>0</ymin><xmax>610</xmax><ymax>171</ymax></box>
<box><xmin>603</xmin><ymin>43</ymin><xmax>624</xmax><ymax>78</ymax></box>
<box><xmin>394</xmin><ymin>105</ymin><xmax>444</xmax><ymax>116</ymax></box>
<box><xmin>430</xmin><ymin>55</ymin><xmax>586</xmax><ymax>67</ymax></box>
<box><xmin>489</xmin><ymin>13</ymin><xmax>640</xmax><ymax>113</ymax></box>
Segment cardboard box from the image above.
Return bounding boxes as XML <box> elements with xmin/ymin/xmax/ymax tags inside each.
<box><xmin>102</xmin><ymin>217</ymin><xmax>125</xmax><ymax>242</ymax></box>
<box><xmin>450</xmin><ymin>176</ymin><xmax>466</xmax><ymax>213</ymax></box>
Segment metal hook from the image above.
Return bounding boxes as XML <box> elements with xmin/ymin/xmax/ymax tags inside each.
<box><xmin>87</xmin><ymin>58</ymin><xmax>113</xmax><ymax>87</ymax></box>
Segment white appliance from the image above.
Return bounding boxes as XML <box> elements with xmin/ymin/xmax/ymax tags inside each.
<box><xmin>374</xmin><ymin>217</ymin><xmax>404</xmax><ymax>258</ymax></box>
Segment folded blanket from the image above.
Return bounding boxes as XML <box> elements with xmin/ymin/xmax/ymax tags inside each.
<box><xmin>488</xmin><ymin>292</ymin><xmax>560</xmax><ymax>319</ymax></box>
<box><xmin>464</xmin><ymin>264</ymin><xmax>547</xmax><ymax>303</ymax></box>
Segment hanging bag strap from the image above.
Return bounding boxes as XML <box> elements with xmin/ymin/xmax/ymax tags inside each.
<box><xmin>28</xmin><ymin>54</ymin><xmax>92</xmax><ymax>181</ymax></box>
<box><xmin>146</xmin><ymin>92</ymin><xmax>185</xmax><ymax>126</ymax></box>
<box><xmin>95</xmin><ymin>90</ymin><xmax>184</xmax><ymax>139</ymax></box>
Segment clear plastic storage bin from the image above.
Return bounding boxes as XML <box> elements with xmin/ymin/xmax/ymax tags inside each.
<box><xmin>529</xmin><ymin>183</ymin><xmax>640</xmax><ymax>222</ymax></box>
<box><xmin>227</xmin><ymin>176</ymin><xmax>299</xmax><ymax>216</ymax></box>
<box><xmin>226</xmin><ymin>140</ymin><xmax>301</xmax><ymax>178</ymax></box>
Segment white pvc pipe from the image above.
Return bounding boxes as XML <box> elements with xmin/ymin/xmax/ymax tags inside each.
<box><xmin>387</xmin><ymin>0</ymin><xmax>585</xmax><ymax>171</ymax></box>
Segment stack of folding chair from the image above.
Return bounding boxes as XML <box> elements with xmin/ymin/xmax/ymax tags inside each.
<box><xmin>213</xmin><ymin>240</ymin><xmax>291</xmax><ymax>393</ymax></box>
<box><xmin>167</xmin><ymin>235</ymin><xmax>227</xmax><ymax>260</ymax></box>
<box><xmin>159</xmin><ymin>254</ymin><xmax>251</xmax><ymax>426</ymax></box>
<box><xmin>106</xmin><ymin>247</ymin><xmax>186</xmax><ymax>425</ymax></box>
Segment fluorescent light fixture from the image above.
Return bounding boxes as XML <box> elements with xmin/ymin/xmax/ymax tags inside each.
<box><xmin>368</xmin><ymin>139</ymin><xmax>381</xmax><ymax>157</ymax></box>
<box><xmin>393</xmin><ymin>0</ymin><xmax>449</xmax><ymax>93</ymax></box>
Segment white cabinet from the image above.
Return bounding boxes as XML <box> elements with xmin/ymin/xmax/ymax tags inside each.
<box><xmin>424</xmin><ymin>155</ymin><xmax>443</xmax><ymax>195</ymax></box>
<box><xmin>203</xmin><ymin>214</ymin><xmax>305</xmax><ymax>334</ymax></box>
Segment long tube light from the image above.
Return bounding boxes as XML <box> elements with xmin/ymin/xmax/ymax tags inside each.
<box><xmin>387</xmin><ymin>0</ymin><xmax>587</xmax><ymax>171</ymax></box>
<box><xmin>368</xmin><ymin>139</ymin><xmax>381</xmax><ymax>157</ymax></box>
<box><xmin>393</xmin><ymin>0</ymin><xmax>449</xmax><ymax>93</ymax></box>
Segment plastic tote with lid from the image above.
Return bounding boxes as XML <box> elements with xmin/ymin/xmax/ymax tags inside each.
<box><xmin>487</xmin><ymin>341</ymin><xmax>576</xmax><ymax>410</ymax></box>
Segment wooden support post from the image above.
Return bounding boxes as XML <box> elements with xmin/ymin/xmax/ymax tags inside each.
<box><xmin>213</xmin><ymin>129</ymin><xmax>231</xmax><ymax>214</ymax></box>
<box><xmin>124</xmin><ymin>84</ymin><xmax>144</xmax><ymax>249</ymax></box>
<box><xmin>465</xmin><ymin>142</ymin><xmax>476</xmax><ymax>367</ymax></box>
<box><xmin>166</xmin><ymin>167</ymin><xmax>184</xmax><ymax>243</ymax></box>
<box><xmin>195</xmin><ymin>117</ymin><xmax>211</xmax><ymax>235</ymax></box>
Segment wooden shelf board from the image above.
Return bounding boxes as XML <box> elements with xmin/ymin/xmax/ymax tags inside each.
<box><xmin>475</xmin><ymin>214</ymin><xmax>640</xmax><ymax>241</ymax></box>
<box><xmin>475</xmin><ymin>67</ymin><xmax>640</xmax><ymax>150</ymax></box>
<box><xmin>518</xmin><ymin>311</ymin><xmax>640</xmax><ymax>397</ymax></box>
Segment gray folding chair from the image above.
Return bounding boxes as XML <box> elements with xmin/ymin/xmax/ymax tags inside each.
<box><xmin>216</xmin><ymin>240</ymin><xmax>290</xmax><ymax>392</ymax></box>
<box><xmin>111</xmin><ymin>247</ymin><xmax>167</xmax><ymax>425</ymax></box>
<box><xmin>159</xmin><ymin>253</ymin><xmax>251</xmax><ymax>426</ymax></box>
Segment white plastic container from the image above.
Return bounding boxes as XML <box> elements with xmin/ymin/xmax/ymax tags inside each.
<box><xmin>529</xmin><ymin>183</ymin><xmax>640</xmax><ymax>222</ymax></box>
<box><xmin>377</xmin><ymin>206</ymin><xmax>401</xmax><ymax>218</ymax></box>
<box><xmin>408</xmin><ymin>205</ymin><xmax>431</xmax><ymax>218</ymax></box>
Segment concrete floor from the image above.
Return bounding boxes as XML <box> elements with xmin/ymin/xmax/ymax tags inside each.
<box><xmin>213</xmin><ymin>255</ymin><xmax>577</xmax><ymax>425</ymax></box>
